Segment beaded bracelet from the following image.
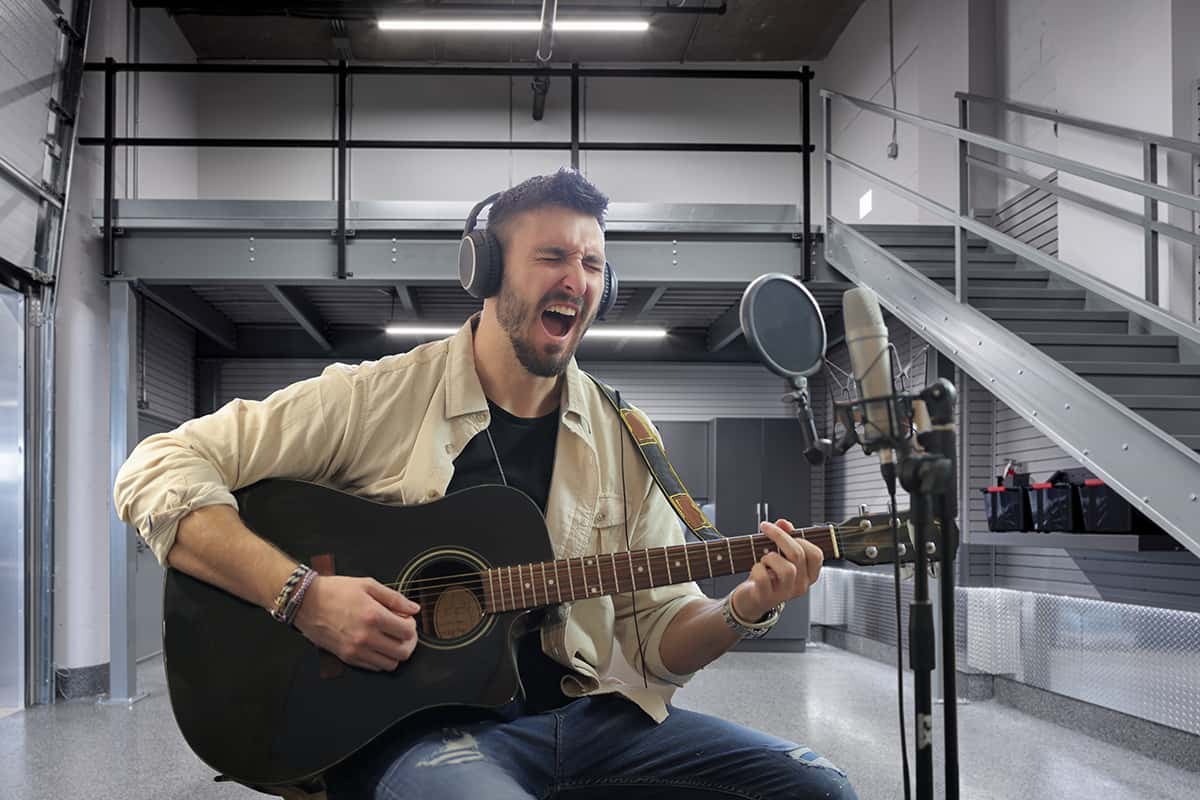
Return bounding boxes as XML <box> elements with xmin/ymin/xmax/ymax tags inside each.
<box><xmin>269</xmin><ymin>564</ymin><xmax>312</xmax><ymax>623</ymax></box>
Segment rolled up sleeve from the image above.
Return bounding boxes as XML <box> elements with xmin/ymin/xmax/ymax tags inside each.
<box><xmin>113</xmin><ymin>364</ymin><xmax>358</xmax><ymax>565</ymax></box>
<box><xmin>612</xmin><ymin>469</ymin><xmax>708</xmax><ymax>688</ymax></box>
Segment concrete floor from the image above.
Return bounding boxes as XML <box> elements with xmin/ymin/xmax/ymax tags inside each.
<box><xmin>1</xmin><ymin>645</ymin><xmax>1195</xmax><ymax>799</ymax></box>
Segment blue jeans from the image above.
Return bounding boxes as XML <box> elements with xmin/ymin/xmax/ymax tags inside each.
<box><xmin>326</xmin><ymin>694</ymin><xmax>858</xmax><ymax>800</ymax></box>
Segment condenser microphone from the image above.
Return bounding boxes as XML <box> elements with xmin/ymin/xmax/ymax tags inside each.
<box><xmin>843</xmin><ymin>287</ymin><xmax>901</xmax><ymax>488</ymax></box>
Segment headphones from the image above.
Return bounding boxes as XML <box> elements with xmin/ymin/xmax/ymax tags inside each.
<box><xmin>458</xmin><ymin>192</ymin><xmax>619</xmax><ymax>320</ymax></box>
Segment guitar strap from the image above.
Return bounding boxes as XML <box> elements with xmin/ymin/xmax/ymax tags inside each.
<box><xmin>585</xmin><ymin>373</ymin><xmax>723</xmax><ymax>541</ymax></box>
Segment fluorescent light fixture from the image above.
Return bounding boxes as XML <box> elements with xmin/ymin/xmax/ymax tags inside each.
<box><xmin>385</xmin><ymin>325</ymin><xmax>460</xmax><ymax>336</ymax></box>
<box><xmin>384</xmin><ymin>324</ymin><xmax>668</xmax><ymax>339</ymax></box>
<box><xmin>378</xmin><ymin>19</ymin><xmax>649</xmax><ymax>32</ymax></box>
<box><xmin>582</xmin><ymin>327</ymin><xmax>668</xmax><ymax>340</ymax></box>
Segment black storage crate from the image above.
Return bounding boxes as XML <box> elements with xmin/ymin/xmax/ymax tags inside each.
<box><xmin>1078</xmin><ymin>478</ymin><xmax>1142</xmax><ymax>533</ymax></box>
<box><xmin>1029</xmin><ymin>470</ymin><xmax>1088</xmax><ymax>532</ymax></box>
<box><xmin>982</xmin><ymin>486</ymin><xmax>1031</xmax><ymax>531</ymax></box>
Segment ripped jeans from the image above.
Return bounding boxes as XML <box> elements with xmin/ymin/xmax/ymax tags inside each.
<box><xmin>325</xmin><ymin>694</ymin><xmax>858</xmax><ymax>800</ymax></box>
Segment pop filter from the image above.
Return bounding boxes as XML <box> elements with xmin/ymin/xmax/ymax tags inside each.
<box><xmin>739</xmin><ymin>273</ymin><xmax>827</xmax><ymax>378</ymax></box>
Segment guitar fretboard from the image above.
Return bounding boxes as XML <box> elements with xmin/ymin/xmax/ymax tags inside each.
<box><xmin>481</xmin><ymin>525</ymin><xmax>839</xmax><ymax>613</ymax></box>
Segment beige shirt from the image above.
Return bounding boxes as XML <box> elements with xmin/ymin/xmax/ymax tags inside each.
<box><xmin>113</xmin><ymin>318</ymin><xmax>708</xmax><ymax>722</ymax></box>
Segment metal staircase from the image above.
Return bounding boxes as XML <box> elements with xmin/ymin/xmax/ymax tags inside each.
<box><xmin>820</xmin><ymin>90</ymin><xmax>1200</xmax><ymax>559</ymax></box>
<box><xmin>856</xmin><ymin>225</ymin><xmax>1200</xmax><ymax>457</ymax></box>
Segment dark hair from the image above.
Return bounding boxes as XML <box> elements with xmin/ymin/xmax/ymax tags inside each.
<box><xmin>485</xmin><ymin>168</ymin><xmax>609</xmax><ymax>246</ymax></box>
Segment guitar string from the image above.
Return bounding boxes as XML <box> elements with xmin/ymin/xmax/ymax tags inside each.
<box><xmin>384</xmin><ymin>536</ymin><xmax>894</xmax><ymax>599</ymax></box>
<box><xmin>390</xmin><ymin>528</ymin><xmax>845</xmax><ymax>588</ymax></box>
<box><xmin>383</xmin><ymin>541</ymin><xmax>894</xmax><ymax>614</ymax></box>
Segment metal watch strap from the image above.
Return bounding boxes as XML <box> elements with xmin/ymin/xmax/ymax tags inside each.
<box><xmin>722</xmin><ymin>593</ymin><xmax>784</xmax><ymax>639</ymax></box>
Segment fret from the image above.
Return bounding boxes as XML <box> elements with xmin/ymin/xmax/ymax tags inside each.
<box><xmin>507</xmin><ymin>565</ymin><xmax>517</xmax><ymax>610</ymax></box>
<box><xmin>488</xmin><ymin>568</ymin><xmax>498</xmax><ymax>612</ymax></box>
<box><xmin>541</xmin><ymin>562</ymin><xmax>553</xmax><ymax>605</ymax></box>
<box><xmin>582</xmin><ymin>556</ymin><xmax>601</xmax><ymax>596</ymax></box>
<box><xmin>627</xmin><ymin>550</ymin><xmax>638</xmax><ymax>592</ymax></box>
<box><xmin>663</xmin><ymin>546</ymin><xmax>672</xmax><ymax>584</ymax></box>
<box><xmin>704</xmin><ymin>540</ymin><xmax>714</xmax><ymax>579</ymax></box>
<box><xmin>566</xmin><ymin>557</ymin><xmax>577</xmax><ymax>600</ymax></box>
<box><xmin>829</xmin><ymin>525</ymin><xmax>841</xmax><ymax>560</ymax></box>
<box><xmin>520</xmin><ymin>564</ymin><xmax>532</xmax><ymax>606</ymax></box>
<box><xmin>684</xmin><ymin>547</ymin><xmax>693</xmax><ymax>581</ymax></box>
<box><xmin>725</xmin><ymin>538</ymin><xmax>735</xmax><ymax>574</ymax></box>
<box><xmin>610</xmin><ymin>553</ymin><xmax>621</xmax><ymax>593</ymax></box>
<box><xmin>643</xmin><ymin>550</ymin><xmax>654</xmax><ymax>589</ymax></box>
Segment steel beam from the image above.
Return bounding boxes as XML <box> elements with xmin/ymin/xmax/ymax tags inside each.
<box><xmin>621</xmin><ymin>286</ymin><xmax>667</xmax><ymax>321</ymax></box>
<box><xmin>265</xmin><ymin>285</ymin><xmax>332</xmax><ymax>352</ymax></box>
<box><xmin>706</xmin><ymin>302</ymin><xmax>743</xmax><ymax>352</ymax></box>
<box><xmin>135</xmin><ymin>284</ymin><xmax>236</xmax><ymax>350</ymax></box>
<box><xmin>114</xmin><ymin>236</ymin><xmax>798</xmax><ymax>287</ymax></box>
<box><xmin>394</xmin><ymin>284</ymin><xmax>420</xmax><ymax>318</ymax></box>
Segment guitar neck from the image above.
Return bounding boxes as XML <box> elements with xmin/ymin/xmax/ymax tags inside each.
<box><xmin>482</xmin><ymin>524</ymin><xmax>840</xmax><ymax>613</ymax></box>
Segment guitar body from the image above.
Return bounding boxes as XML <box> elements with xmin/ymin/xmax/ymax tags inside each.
<box><xmin>163</xmin><ymin>479</ymin><xmax>553</xmax><ymax>787</ymax></box>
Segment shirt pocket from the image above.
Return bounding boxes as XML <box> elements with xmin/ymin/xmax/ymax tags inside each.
<box><xmin>591</xmin><ymin>493</ymin><xmax>628</xmax><ymax>550</ymax></box>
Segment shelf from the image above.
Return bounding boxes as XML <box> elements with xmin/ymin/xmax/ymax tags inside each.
<box><xmin>971</xmin><ymin>531</ymin><xmax>1183</xmax><ymax>552</ymax></box>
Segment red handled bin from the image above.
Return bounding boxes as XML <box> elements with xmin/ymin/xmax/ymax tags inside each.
<box><xmin>981</xmin><ymin>486</ymin><xmax>1032</xmax><ymax>532</ymax></box>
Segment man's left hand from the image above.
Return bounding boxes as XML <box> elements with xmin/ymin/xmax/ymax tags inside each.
<box><xmin>730</xmin><ymin>518</ymin><xmax>824</xmax><ymax>622</ymax></box>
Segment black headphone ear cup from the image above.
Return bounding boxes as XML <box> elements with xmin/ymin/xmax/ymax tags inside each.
<box><xmin>459</xmin><ymin>230</ymin><xmax>503</xmax><ymax>299</ymax></box>
<box><xmin>597</xmin><ymin>262</ymin><xmax>619</xmax><ymax>320</ymax></box>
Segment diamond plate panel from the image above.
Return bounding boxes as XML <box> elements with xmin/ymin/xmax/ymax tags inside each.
<box><xmin>819</xmin><ymin>567</ymin><xmax>1200</xmax><ymax>735</ymax></box>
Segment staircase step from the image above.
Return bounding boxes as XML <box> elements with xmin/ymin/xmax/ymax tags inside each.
<box><xmin>969</xmin><ymin>287</ymin><xmax>1085</xmax><ymax>310</ymax></box>
<box><xmin>922</xmin><ymin>266</ymin><xmax>1049</xmax><ymax>289</ymax></box>
<box><xmin>885</xmin><ymin>247</ymin><xmax>1015</xmax><ymax>263</ymax></box>
<box><xmin>855</xmin><ymin>224</ymin><xmax>990</xmax><ymax>248</ymax></box>
<box><xmin>1012</xmin><ymin>332</ymin><xmax>1178</xmax><ymax>362</ymax></box>
<box><xmin>986</xmin><ymin>310</ymin><xmax>1129</xmax><ymax>334</ymax></box>
<box><xmin>1064</xmin><ymin>362</ymin><xmax>1200</xmax><ymax>394</ymax></box>
<box><xmin>1114</xmin><ymin>395</ymin><xmax>1200</xmax><ymax>435</ymax></box>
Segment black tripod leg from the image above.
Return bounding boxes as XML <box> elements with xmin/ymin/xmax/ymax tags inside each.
<box><xmin>909</xmin><ymin>493</ymin><xmax>935</xmax><ymax>800</ymax></box>
<box><xmin>940</xmin><ymin>490</ymin><xmax>959</xmax><ymax>800</ymax></box>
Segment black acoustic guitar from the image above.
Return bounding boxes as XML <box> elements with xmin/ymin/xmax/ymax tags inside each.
<box><xmin>163</xmin><ymin>478</ymin><xmax>916</xmax><ymax>789</ymax></box>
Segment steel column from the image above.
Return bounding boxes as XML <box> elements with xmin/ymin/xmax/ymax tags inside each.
<box><xmin>104</xmin><ymin>58</ymin><xmax>116</xmax><ymax>277</ymax></box>
<box><xmin>800</xmin><ymin>66</ymin><xmax>813</xmax><ymax>282</ymax></box>
<box><xmin>570</xmin><ymin>63</ymin><xmax>580</xmax><ymax>170</ymax></box>
<box><xmin>1144</xmin><ymin>141</ymin><xmax>1159</xmax><ymax>305</ymax></box>
<box><xmin>337</xmin><ymin>61</ymin><xmax>349</xmax><ymax>280</ymax></box>
<box><xmin>106</xmin><ymin>282</ymin><xmax>143</xmax><ymax>703</ymax></box>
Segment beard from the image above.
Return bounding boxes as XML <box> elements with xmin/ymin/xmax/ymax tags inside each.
<box><xmin>496</xmin><ymin>281</ymin><xmax>590</xmax><ymax>378</ymax></box>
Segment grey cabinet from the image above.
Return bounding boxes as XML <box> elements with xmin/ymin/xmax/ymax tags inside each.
<box><xmin>706</xmin><ymin>418</ymin><xmax>812</xmax><ymax>650</ymax></box>
<box><xmin>655</xmin><ymin>421</ymin><xmax>710</xmax><ymax>503</ymax></box>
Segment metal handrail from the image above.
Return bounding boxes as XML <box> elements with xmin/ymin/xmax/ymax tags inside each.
<box><xmin>819</xmin><ymin>89</ymin><xmax>1200</xmax><ymax>349</ymax></box>
<box><xmin>0</xmin><ymin>152</ymin><xmax>64</xmax><ymax>209</ymax></box>
<box><xmin>955</xmin><ymin>91</ymin><xmax>1200</xmax><ymax>158</ymax></box>
<box><xmin>822</xmin><ymin>90</ymin><xmax>1200</xmax><ymax>214</ymax></box>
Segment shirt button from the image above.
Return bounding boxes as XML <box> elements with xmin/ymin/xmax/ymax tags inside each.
<box><xmin>427</xmin><ymin>489</ymin><xmax>439</xmax><ymax>499</ymax></box>
<box><xmin>444</xmin><ymin>443</ymin><xmax>454</xmax><ymax>454</ymax></box>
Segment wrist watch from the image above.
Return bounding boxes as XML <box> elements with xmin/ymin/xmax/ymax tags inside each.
<box><xmin>722</xmin><ymin>592</ymin><xmax>784</xmax><ymax>639</ymax></box>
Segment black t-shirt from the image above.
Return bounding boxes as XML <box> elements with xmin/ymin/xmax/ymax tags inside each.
<box><xmin>445</xmin><ymin>399</ymin><xmax>573</xmax><ymax>713</ymax></box>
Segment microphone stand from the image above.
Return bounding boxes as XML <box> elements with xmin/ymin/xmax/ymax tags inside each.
<box><xmin>836</xmin><ymin>378</ymin><xmax>961</xmax><ymax>800</ymax></box>
<box><xmin>895</xmin><ymin>378</ymin><xmax>960</xmax><ymax>800</ymax></box>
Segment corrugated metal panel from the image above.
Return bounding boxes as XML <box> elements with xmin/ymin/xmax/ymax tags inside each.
<box><xmin>213</xmin><ymin>357</ymin><xmax>792</xmax><ymax>421</ymax></box>
<box><xmin>992</xmin><ymin>173</ymin><xmax>1058</xmax><ymax>257</ymax></box>
<box><xmin>140</xmin><ymin>298</ymin><xmax>196</xmax><ymax>424</ymax></box>
<box><xmin>0</xmin><ymin>183</ymin><xmax>38</xmax><ymax>267</ymax></box>
<box><xmin>965</xmin><ymin>376</ymin><xmax>996</xmax><ymax>583</ymax></box>
<box><xmin>190</xmin><ymin>285</ymin><xmax>297</xmax><ymax>325</ymax></box>
<box><xmin>0</xmin><ymin>0</ymin><xmax>58</xmax><ymax>178</ymax></box>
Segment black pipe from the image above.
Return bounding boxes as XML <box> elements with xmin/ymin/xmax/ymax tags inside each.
<box><xmin>800</xmin><ymin>65</ymin><xmax>813</xmax><ymax>282</ymax></box>
<box><xmin>84</xmin><ymin>62</ymin><xmax>806</xmax><ymax>80</ymax></box>
<box><xmin>336</xmin><ymin>60</ymin><xmax>348</xmax><ymax>280</ymax></box>
<box><xmin>78</xmin><ymin>136</ymin><xmax>814</xmax><ymax>153</ymax></box>
<box><xmin>103</xmin><ymin>57</ymin><xmax>116</xmax><ymax>278</ymax></box>
<box><xmin>570</xmin><ymin>63</ymin><xmax>580</xmax><ymax>169</ymax></box>
<box><xmin>130</xmin><ymin>2</ymin><xmax>727</xmax><ymax>17</ymax></box>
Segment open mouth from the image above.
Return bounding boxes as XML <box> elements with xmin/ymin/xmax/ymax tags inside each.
<box><xmin>540</xmin><ymin>303</ymin><xmax>579</xmax><ymax>339</ymax></box>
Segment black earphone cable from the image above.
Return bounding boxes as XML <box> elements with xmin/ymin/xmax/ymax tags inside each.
<box><xmin>616</xmin><ymin>389</ymin><xmax>651</xmax><ymax>690</ymax></box>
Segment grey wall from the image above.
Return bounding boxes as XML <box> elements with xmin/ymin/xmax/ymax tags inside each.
<box><xmin>193</xmin><ymin>69</ymin><xmax>809</xmax><ymax>206</ymax></box>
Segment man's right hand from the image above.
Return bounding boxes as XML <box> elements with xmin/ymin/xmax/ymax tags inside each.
<box><xmin>292</xmin><ymin>576</ymin><xmax>421</xmax><ymax>672</ymax></box>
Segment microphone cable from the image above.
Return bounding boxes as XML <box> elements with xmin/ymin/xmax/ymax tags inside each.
<box><xmin>887</xmin><ymin>484</ymin><xmax>913</xmax><ymax>800</ymax></box>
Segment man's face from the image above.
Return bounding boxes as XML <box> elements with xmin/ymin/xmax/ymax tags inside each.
<box><xmin>491</xmin><ymin>205</ymin><xmax>606</xmax><ymax>378</ymax></box>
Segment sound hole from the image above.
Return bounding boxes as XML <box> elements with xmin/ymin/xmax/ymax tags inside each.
<box><xmin>405</xmin><ymin>556</ymin><xmax>487</xmax><ymax>645</ymax></box>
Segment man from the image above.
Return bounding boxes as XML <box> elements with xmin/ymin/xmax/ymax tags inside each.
<box><xmin>114</xmin><ymin>169</ymin><xmax>857</xmax><ymax>800</ymax></box>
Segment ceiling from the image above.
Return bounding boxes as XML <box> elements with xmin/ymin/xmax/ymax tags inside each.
<box><xmin>132</xmin><ymin>1</ymin><xmax>866</xmax><ymax>63</ymax></box>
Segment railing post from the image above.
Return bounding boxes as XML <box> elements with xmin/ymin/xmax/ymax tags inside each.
<box><xmin>955</xmin><ymin>96</ymin><xmax>970</xmax><ymax>303</ymax></box>
<box><xmin>103</xmin><ymin>57</ymin><xmax>116</xmax><ymax>277</ymax></box>
<box><xmin>1143</xmin><ymin>141</ymin><xmax>1159</xmax><ymax>305</ymax></box>
<box><xmin>822</xmin><ymin>92</ymin><xmax>832</xmax><ymax>260</ymax></box>
<box><xmin>800</xmin><ymin>65</ymin><xmax>813</xmax><ymax>282</ymax></box>
<box><xmin>336</xmin><ymin>60</ymin><xmax>348</xmax><ymax>280</ymax></box>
